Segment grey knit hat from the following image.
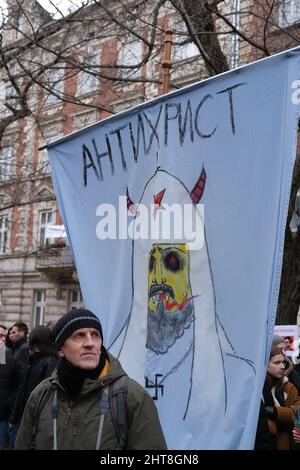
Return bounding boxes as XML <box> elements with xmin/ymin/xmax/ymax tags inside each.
<box><xmin>54</xmin><ymin>308</ymin><xmax>103</xmax><ymax>349</ymax></box>
<box><xmin>272</xmin><ymin>335</ymin><xmax>284</xmax><ymax>346</ymax></box>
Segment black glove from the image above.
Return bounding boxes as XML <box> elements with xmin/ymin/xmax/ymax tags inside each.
<box><xmin>265</xmin><ymin>406</ymin><xmax>278</xmax><ymax>420</ymax></box>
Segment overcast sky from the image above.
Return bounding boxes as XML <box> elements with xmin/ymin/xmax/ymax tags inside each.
<box><xmin>0</xmin><ymin>1</ymin><xmax>79</xmax><ymax>17</ymax></box>
<box><xmin>37</xmin><ymin>0</ymin><xmax>76</xmax><ymax>15</ymax></box>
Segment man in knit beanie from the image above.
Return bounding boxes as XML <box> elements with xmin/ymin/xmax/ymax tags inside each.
<box><xmin>15</xmin><ymin>308</ymin><xmax>167</xmax><ymax>450</ymax></box>
<box><xmin>53</xmin><ymin>309</ymin><xmax>107</xmax><ymax>378</ymax></box>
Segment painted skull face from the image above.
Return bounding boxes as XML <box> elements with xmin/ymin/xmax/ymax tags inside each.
<box><xmin>147</xmin><ymin>243</ymin><xmax>194</xmax><ymax>354</ymax></box>
<box><xmin>148</xmin><ymin>243</ymin><xmax>191</xmax><ymax>313</ymax></box>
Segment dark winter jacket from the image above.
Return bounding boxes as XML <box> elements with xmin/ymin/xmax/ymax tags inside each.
<box><xmin>263</xmin><ymin>377</ymin><xmax>300</xmax><ymax>450</ymax></box>
<box><xmin>0</xmin><ymin>348</ymin><xmax>21</xmax><ymax>421</ymax></box>
<box><xmin>14</xmin><ymin>353</ymin><xmax>167</xmax><ymax>450</ymax></box>
<box><xmin>254</xmin><ymin>401</ymin><xmax>273</xmax><ymax>450</ymax></box>
<box><xmin>284</xmin><ymin>357</ymin><xmax>300</xmax><ymax>393</ymax></box>
<box><xmin>10</xmin><ymin>352</ymin><xmax>58</xmax><ymax>424</ymax></box>
<box><xmin>13</xmin><ymin>337</ymin><xmax>29</xmax><ymax>374</ymax></box>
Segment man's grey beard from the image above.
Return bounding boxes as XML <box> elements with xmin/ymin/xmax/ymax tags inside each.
<box><xmin>146</xmin><ymin>300</ymin><xmax>194</xmax><ymax>354</ymax></box>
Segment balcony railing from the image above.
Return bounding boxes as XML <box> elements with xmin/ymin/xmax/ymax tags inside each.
<box><xmin>35</xmin><ymin>245</ymin><xmax>76</xmax><ymax>281</ymax></box>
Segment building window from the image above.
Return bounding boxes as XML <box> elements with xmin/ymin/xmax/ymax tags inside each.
<box><xmin>118</xmin><ymin>41</ymin><xmax>142</xmax><ymax>78</ymax></box>
<box><xmin>39</xmin><ymin>135</ymin><xmax>60</xmax><ymax>174</ymax></box>
<box><xmin>230</xmin><ymin>0</ymin><xmax>240</xmax><ymax>69</ymax></box>
<box><xmin>78</xmin><ymin>54</ymin><xmax>99</xmax><ymax>95</ymax></box>
<box><xmin>38</xmin><ymin>210</ymin><xmax>54</xmax><ymax>248</ymax></box>
<box><xmin>39</xmin><ymin>148</ymin><xmax>51</xmax><ymax>174</ymax></box>
<box><xmin>0</xmin><ymin>146</ymin><xmax>14</xmax><ymax>181</ymax></box>
<box><xmin>15</xmin><ymin>11</ymin><xmax>25</xmax><ymax>39</ymax></box>
<box><xmin>0</xmin><ymin>85</ymin><xmax>19</xmax><ymax>117</ymax></box>
<box><xmin>33</xmin><ymin>290</ymin><xmax>46</xmax><ymax>326</ymax></box>
<box><xmin>173</xmin><ymin>22</ymin><xmax>199</xmax><ymax>62</ymax></box>
<box><xmin>46</xmin><ymin>68</ymin><xmax>65</xmax><ymax>105</ymax></box>
<box><xmin>69</xmin><ymin>288</ymin><xmax>84</xmax><ymax>310</ymax></box>
<box><xmin>0</xmin><ymin>215</ymin><xmax>9</xmax><ymax>254</ymax></box>
<box><xmin>5</xmin><ymin>84</ymin><xmax>19</xmax><ymax>111</ymax></box>
<box><xmin>278</xmin><ymin>0</ymin><xmax>300</xmax><ymax>27</ymax></box>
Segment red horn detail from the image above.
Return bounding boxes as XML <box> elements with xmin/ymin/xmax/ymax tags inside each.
<box><xmin>154</xmin><ymin>189</ymin><xmax>165</xmax><ymax>205</ymax></box>
<box><xmin>126</xmin><ymin>187</ymin><xmax>135</xmax><ymax>211</ymax></box>
<box><xmin>190</xmin><ymin>167</ymin><xmax>206</xmax><ymax>204</ymax></box>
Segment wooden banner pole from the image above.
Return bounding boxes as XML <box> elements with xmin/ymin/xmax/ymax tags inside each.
<box><xmin>162</xmin><ymin>28</ymin><xmax>173</xmax><ymax>94</ymax></box>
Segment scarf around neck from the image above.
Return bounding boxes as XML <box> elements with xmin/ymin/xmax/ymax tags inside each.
<box><xmin>57</xmin><ymin>346</ymin><xmax>109</xmax><ymax>401</ymax></box>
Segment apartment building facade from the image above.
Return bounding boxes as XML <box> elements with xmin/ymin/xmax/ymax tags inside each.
<box><xmin>0</xmin><ymin>0</ymin><xmax>299</xmax><ymax>329</ymax></box>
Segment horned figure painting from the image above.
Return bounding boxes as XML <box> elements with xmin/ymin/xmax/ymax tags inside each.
<box><xmin>112</xmin><ymin>167</ymin><xmax>255</xmax><ymax>449</ymax></box>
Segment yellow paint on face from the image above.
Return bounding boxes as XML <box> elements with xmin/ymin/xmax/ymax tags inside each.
<box><xmin>148</xmin><ymin>244</ymin><xmax>191</xmax><ymax>313</ymax></box>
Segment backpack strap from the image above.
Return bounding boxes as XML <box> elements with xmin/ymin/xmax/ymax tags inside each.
<box><xmin>96</xmin><ymin>385</ymin><xmax>110</xmax><ymax>450</ymax></box>
<box><xmin>30</xmin><ymin>382</ymin><xmax>55</xmax><ymax>450</ymax></box>
<box><xmin>31</xmin><ymin>376</ymin><xmax>129</xmax><ymax>450</ymax></box>
<box><xmin>109</xmin><ymin>374</ymin><xmax>129</xmax><ymax>450</ymax></box>
<box><xmin>52</xmin><ymin>388</ymin><xmax>59</xmax><ymax>450</ymax></box>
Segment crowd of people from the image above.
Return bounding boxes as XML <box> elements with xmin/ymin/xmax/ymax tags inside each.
<box><xmin>0</xmin><ymin>321</ymin><xmax>58</xmax><ymax>449</ymax></box>
<box><xmin>1</xmin><ymin>312</ymin><xmax>300</xmax><ymax>450</ymax></box>
<box><xmin>0</xmin><ymin>310</ymin><xmax>166</xmax><ymax>450</ymax></box>
<box><xmin>255</xmin><ymin>336</ymin><xmax>300</xmax><ymax>450</ymax></box>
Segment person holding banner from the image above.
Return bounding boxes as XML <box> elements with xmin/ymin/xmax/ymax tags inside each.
<box><xmin>263</xmin><ymin>345</ymin><xmax>300</xmax><ymax>450</ymax></box>
<box><xmin>14</xmin><ymin>309</ymin><xmax>167</xmax><ymax>450</ymax></box>
<box><xmin>272</xmin><ymin>336</ymin><xmax>300</xmax><ymax>393</ymax></box>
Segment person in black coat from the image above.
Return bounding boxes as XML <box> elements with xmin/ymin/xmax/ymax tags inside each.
<box><xmin>5</xmin><ymin>327</ymin><xmax>14</xmax><ymax>351</ymax></box>
<box><xmin>7</xmin><ymin>322</ymin><xmax>30</xmax><ymax>447</ymax></box>
<box><xmin>10</xmin><ymin>322</ymin><xmax>29</xmax><ymax>374</ymax></box>
<box><xmin>10</xmin><ymin>326</ymin><xmax>58</xmax><ymax>430</ymax></box>
<box><xmin>0</xmin><ymin>325</ymin><xmax>21</xmax><ymax>449</ymax></box>
<box><xmin>0</xmin><ymin>325</ymin><xmax>6</xmax><ymax>345</ymax></box>
<box><xmin>254</xmin><ymin>400</ymin><xmax>274</xmax><ymax>450</ymax></box>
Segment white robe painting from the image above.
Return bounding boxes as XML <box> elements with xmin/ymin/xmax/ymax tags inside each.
<box><xmin>112</xmin><ymin>168</ymin><xmax>255</xmax><ymax>449</ymax></box>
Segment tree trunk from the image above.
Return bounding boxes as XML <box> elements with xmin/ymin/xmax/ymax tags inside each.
<box><xmin>277</xmin><ymin>149</ymin><xmax>300</xmax><ymax>324</ymax></box>
<box><xmin>170</xmin><ymin>0</ymin><xmax>229</xmax><ymax>75</ymax></box>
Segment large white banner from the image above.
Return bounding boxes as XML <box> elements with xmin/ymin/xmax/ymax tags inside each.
<box><xmin>47</xmin><ymin>48</ymin><xmax>300</xmax><ymax>449</ymax></box>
